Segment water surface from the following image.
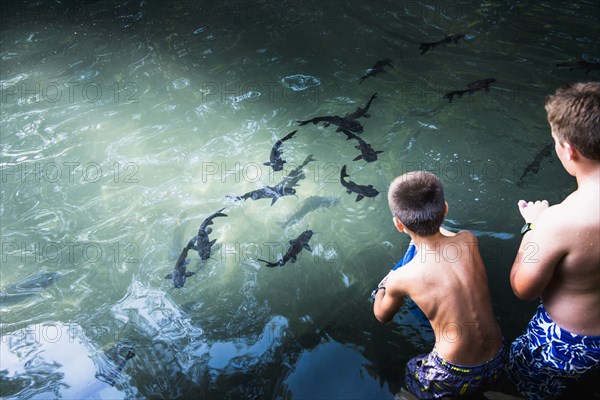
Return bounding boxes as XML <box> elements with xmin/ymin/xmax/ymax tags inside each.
<box><xmin>1</xmin><ymin>1</ymin><xmax>598</xmax><ymax>398</ymax></box>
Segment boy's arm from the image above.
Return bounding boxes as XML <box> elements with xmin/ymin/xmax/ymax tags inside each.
<box><xmin>373</xmin><ymin>271</ymin><xmax>408</xmax><ymax>323</ymax></box>
<box><xmin>510</xmin><ymin>200</ymin><xmax>567</xmax><ymax>300</ymax></box>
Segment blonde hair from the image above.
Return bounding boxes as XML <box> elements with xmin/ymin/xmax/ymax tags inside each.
<box><xmin>545</xmin><ymin>82</ymin><xmax>600</xmax><ymax>160</ymax></box>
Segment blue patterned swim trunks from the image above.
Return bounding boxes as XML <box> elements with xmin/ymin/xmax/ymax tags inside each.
<box><xmin>508</xmin><ymin>304</ymin><xmax>600</xmax><ymax>400</ymax></box>
<box><xmin>405</xmin><ymin>344</ymin><xmax>506</xmax><ymax>399</ymax></box>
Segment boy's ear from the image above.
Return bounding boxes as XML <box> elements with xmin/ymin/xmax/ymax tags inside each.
<box><xmin>393</xmin><ymin>216</ymin><xmax>405</xmax><ymax>232</ymax></box>
<box><xmin>563</xmin><ymin>141</ymin><xmax>579</xmax><ymax>161</ymax></box>
<box><xmin>444</xmin><ymin>202</ymin><xmax>449</xmax><ymax>216</ymax></box>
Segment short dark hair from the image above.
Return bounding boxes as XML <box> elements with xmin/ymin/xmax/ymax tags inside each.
<box><xmin>545</xmin><ymin>82</ymin><xmax>600</xmax><ymax>161</ymax></box>
<box><xmin>387</xmin><ymin>171</ymin><xmax>446</xmax><ymax>236</ymax></box>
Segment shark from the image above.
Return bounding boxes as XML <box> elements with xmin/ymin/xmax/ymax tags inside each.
<box><xmin>0</xmin><ymin>272</ymin><xmax>61</xmax><ymax>306</ymax></box>
<box><xmin>227</xmin><ymin>185</ymin><xmax>296</xmax><ymax>206</ymax></box>
<box><xmin>195</xmin><ymin>208</ymin><xmax>227</xmax><ymax>260</ymax></box>
<box><xmin>297</xmin><ymin>115</ymin><xmax>364</xmax><ymax>134</ymax></box>
<box><xmin>443</xmin><ymin>78</ymin><xmax>496</xmax><ymax>103</ymax></box>
<box><xmin>277</xmin><ymin>154</ymin><xmax>316</xmax><ymax>190</ymax></box>
<box><xmin>344</xmin><ymin>92</ymin><xmax>378</xmax><ymax>120</ymax></box>
<box><xmin>340</xmin><ymin>129</ymin><xmax>383</xmax><ymax>163</ymax></box>
<box><xmin>297</xmin><ymin>93</ymin><xmax>378</xmax><ymax>134</ymax></box>
<box><xmin>258</xmin><ymin>229</ymin><xmax>313</xmax><ymax>268</ymax></box>
<box><xmin>340</xmin><ymin>165</ymin><xmax>380</xmax><ymax>201</ymax></box>
<box><xmin>517</xmin><ymin>143</ymin><xmax>554</xmax><ymax>187</ymax></box>
<box><xmin>556</xmin><ymin>60</ymin><xmax>600</xmax><ymax>74</ymax></box>
<box><xmin>165</xmin><ymin>236</ymin><xmax>197</xmax><ymax>288</ymax></box>
<box><xmin>263</xmin><ymin>130</ymin><xmax>297</xmax><ymax>172</ymax></box>
<box><xmin>283</xmin><ymin>196</ymin><xmax>340</xmax><ymax>227</ymax></box>
<box><xmin>419</xmin><ymin>34</ymin><xmax>465</xmax><ymax>55</ymax></box>
<box><xmin>359</xmin><ymin>60</ymin><xmax>393</xmax><ymax>84</ymax></box>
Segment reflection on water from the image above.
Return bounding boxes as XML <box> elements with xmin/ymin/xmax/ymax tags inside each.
<box><xmin>1</xmin><ymin>323</ymin><xmax>131</xmax><ymax>399</ymax></box>
<box><xmin>1</xmin><ymin>0</ymin><xmax>598</xmax><ymax>398</ymax></box>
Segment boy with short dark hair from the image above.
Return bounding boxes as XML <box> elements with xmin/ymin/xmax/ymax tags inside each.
<box><xmin>374</xmin><ymin>171</ymin><xmax>504</xmax><ymax>399</ymax></box>
<box><xmin>508</xmin><ymin>82</ymin><xmax>600</xmax><ymax>399</ymax></box>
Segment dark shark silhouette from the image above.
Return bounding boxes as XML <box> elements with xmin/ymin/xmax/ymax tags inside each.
<box><xmin>359</xmin><ymin>60</ymin><xmax>393</xmax><ymax>84</ymax></box>
<box><xmin>258</xmin><ymin>230</ymin><xmax>313</xmax><ymax>268</ymax></box>
<box><xmin>0</xmin><ymin>272</ymin><xmax>61</xmax><ymax>306</ymax></box>
<box><xmin>96</xmin><ymin>344</ymin><xmax>136</xmax><ymax>386</ymax></box>
<box><xmin>196</xmin><ymin>208</ymin><xmax>227</xmax><ymax>260</ymax></box>
<box><xmin>443</xmin><ymin>78</ymin><xmax>496</xmax><ymax>103</ymax></box>
<box><xmin>282</xmin><ymin>196</ymin><xmax>340</xmax><ymax>227</ymax></box>
<box><xmin>419</xmin><ymin>34</ymin><xmax>465</xmax><ymax>55</ymax></box>
<box><xmin>263</xmin><ymin>130</ymin><xmax>297</xmax><ymax>172</ymax></box>
<box><xmin>556</xmin><ymin>60</ymin><xmax>600</xmax><ymax>74</ymax></box>
<box><xmin>227</xmin><ymin>186</ymin><xmax>296</xmax><ymax>206</ymax></box>
<box><xmin>297</xmin><ymin>115</ymin><xmax>364</xmax><ymax>134</ymax></box>
<box><xmin>340</xmin><ymin>129</ymin><xmax>383</xmax><ymax>163</ymax></box>
<box><xmin>297</xmin><ymin>93</ymin><xmax>378</xmax><ymax>134</ymax></box>
<box><xmin>340</xmin><ymin>165</ymin><xmax>379</xmax><ymax>201</ymax></box>
<box><xmin>165</xmin><ymin>236</ymin><xmax>197</xmax><ymax>288</ymax></box>
<box><xmin>226</xmin><ymin>156</ymin><xmax>315</xmax><ymax>206</ymax></box>
<box><xmin>278</xmin><ymin>154</ymin><xmax>316</xmax><ymax>190</ymax></box>
<box><xmin>517</xmin><ymin>143</ymin><xmax>554</xmax><ymax>187</ymax></box>
<box><xmin>344</xmin><ymin>93</ymin><xmax>377</xmax><ymax>120</ymax></box>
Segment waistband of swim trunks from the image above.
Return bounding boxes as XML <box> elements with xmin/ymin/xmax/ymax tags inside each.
<box><xmin>431</xmin><ymin>342</ymin><xmax>506</xmax><ymax>375</ymax></box>
<box><xmin>535</xmin><ymin>305</ymin><xmax>600</xmax><ymax>346</ymax></box>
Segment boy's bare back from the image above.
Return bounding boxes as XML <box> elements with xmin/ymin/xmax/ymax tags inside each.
<box><xmin>381</xmin><ymin>229</ymin><xmax>502</xmax><ymax>365</ymax></box>
<box><xmin>512</xmin><ymin>185</ymin><xmax>600</xmax><ymax>335</ymax></box>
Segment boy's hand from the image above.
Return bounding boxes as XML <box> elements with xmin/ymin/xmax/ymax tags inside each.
<box><xmin>518</xmin><ymin>200</ymin><xmax>549</xmax><ymax>223</ymax></box>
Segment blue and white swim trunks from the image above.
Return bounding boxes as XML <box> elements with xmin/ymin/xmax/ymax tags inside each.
<box><xmin>405</xmin><ymin>345</ymin><xmax>506</xmax><ymax>399</ymax></box>
<box><xmin>508</xmin><ymin>304</ymin><xmax>600</xmax><ymax>400</ymax></box>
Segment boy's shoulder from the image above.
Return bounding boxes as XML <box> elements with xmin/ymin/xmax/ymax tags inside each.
<box><xmin>445</xmin><ymin>230</ymin><xmax>480</xmax><ymax>247</ymax></box>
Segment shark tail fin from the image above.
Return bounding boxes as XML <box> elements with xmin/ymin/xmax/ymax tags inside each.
<box><xmin>341</xmin><ymin>165</ymin><xmax>349</xmax><ymax>179</ymax></box>
<box><xmin>258</xmin><ymin>258</ymin><xmax>279</xmax><ymax>268</ymax></box>
<box><xmin>339</xmin><ymin>129</ymin><xmax>354</xmax><ymax>140</ymax></box>
<box><xmin>282</xmin><ymin>130</ymin><xmax>298</xmax><ymax>141</ymax></box>
<box><xmin>186</xmin><ymin>237</ymin><xmax>198</xmax><ymax>250</ymax></box>
<box><xmin>419</xmin><ymin>43</ymin><xmax>432</xmax><ymax>55</ymax></box>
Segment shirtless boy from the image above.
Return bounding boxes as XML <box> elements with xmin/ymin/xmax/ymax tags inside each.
<box><xmin>508</xmin><ymin>82</ymin><xmax>600</xmax><ymax>399</ymax></box>
<box><xmin>373</xmin><ymin>171</ymin><xmax>504</xmax><ymax>399</ymax></box>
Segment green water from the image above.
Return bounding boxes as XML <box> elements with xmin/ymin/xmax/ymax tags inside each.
<box><xmin>1</xmin><ymin>0</ymin><xmax>598</xmax><ymax>398</ymax></box>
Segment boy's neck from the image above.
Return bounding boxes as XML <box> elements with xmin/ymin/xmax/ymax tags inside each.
<box><xmin>574</xmin><ymin>162</ymin><xmax>600</xmax><ymax>191</ymax></box>
<box><xmin>408</xmin><ymin>231</ymin><xmax>446</xmax><ymax>249</ymax></box>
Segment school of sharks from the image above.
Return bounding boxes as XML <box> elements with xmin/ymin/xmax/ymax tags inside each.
<box><xmin>162</xmin><ymin>33</ymin><xmax>596</xmax><ymax>289</ymax></box>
